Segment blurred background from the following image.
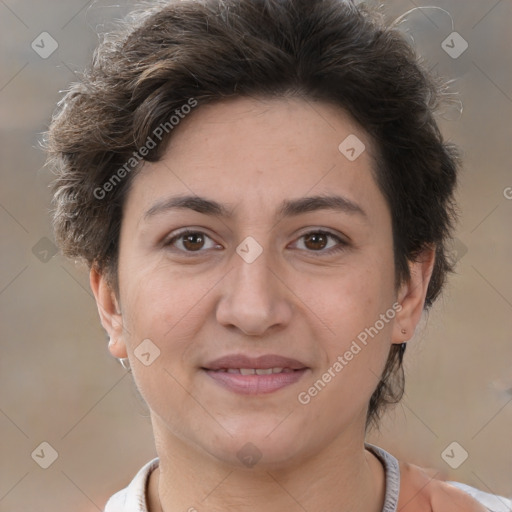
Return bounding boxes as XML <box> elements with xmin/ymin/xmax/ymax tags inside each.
<box><xmin>1</xmin><ymin>0</ymin><xmax>511</xmax><ymax>510</ymax></box>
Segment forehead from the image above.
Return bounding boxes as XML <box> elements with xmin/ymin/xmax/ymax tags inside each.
<box><xmin>164</xmin><ymin>95</ymin><xmax>376</xmax><ymax>168</ymax></box>
<box><xmin>123</xmin><ymin>95</ymin><xmax>387</xmax><ymax>224</ymax></box>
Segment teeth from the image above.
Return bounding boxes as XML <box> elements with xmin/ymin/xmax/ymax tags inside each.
<box><xmin>215</xmin><ymin>367</ymin><xmax>295</xmax><ymax>374</ymax></box>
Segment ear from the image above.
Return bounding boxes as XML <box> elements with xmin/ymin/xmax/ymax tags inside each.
<box><xmin>89</xmin><ymin>266</ymin><xmax>127</xmax><ymax>359</ymax></box>
<box><xmin>392</xmin><ymin>246</ymin><xmax>436</xmax><ymax>344</ymax></box>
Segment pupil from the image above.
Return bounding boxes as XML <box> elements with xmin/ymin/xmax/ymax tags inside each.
<box><xmin>184</xmin><ymin>233</ymin><xmax>203</xmax><ymax>250</ymax></box>
<box><xmin>306</xmin><ymin>233</ymin><xmax>326</xmax><ymax>250</ymax></box>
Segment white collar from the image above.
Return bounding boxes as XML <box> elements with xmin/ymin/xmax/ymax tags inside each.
<box><xmin>103</xmin><ymin>449</ymin><xmax>512</xmax><ymax>512</ymax></box>
<box><xmin>104</xmin><ymin>457</ymin><xmax>159</xmax><ymax>512</ymax></box>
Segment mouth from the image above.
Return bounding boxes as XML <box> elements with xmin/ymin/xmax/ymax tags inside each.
<box><xmin>208</xmin><ymin>367</ymin><xmax>298</xmax><ymax>374</ymax></box>
<box><xmin>201</xmin><ymin>353</ymin><xmax>310</xmax><ymax>395</ymax></box>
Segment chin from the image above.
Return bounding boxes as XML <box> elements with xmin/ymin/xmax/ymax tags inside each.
<box><xmin>200</xmin><ymin>423</ymin><xmax>309</xmax><ymax>470</ymax></box>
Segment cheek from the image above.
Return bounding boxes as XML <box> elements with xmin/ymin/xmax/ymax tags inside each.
<box><xmin>310</xmin><ymin>258</ymin><xmax>395</xmax><ymax>337</ymax></box>
<box><xmin>296</xmin><ymin>282</ymin><xmax>396</xmax><ymax>426</ymax></box>
<box><xmin>117</xmin><ymin>266</ymin><xmax>208</xmax><ymax>423</ymax></box>
<box><xmin>304</xmin><ymin>256</ymin><xmax>396</xmax><ymax>383</ymax></box>
<box><xmin>120</xmin><ymin>258</ymin><xmax>212</xmax><ymax>342</ymax></box>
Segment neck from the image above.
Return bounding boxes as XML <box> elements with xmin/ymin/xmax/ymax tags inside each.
<box><xmin>147</xmin><ymin>418</ymin><xmax>385</xmax><ymax>512</ymax></box>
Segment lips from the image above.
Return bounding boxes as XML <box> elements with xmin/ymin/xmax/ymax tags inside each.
<box><xmin>202</xmin><ymin>353</ymin><xmax>309</xmax><ymax>395</ymax></box>
<box><xmin>202</xmin><ymin>353</ymin><xmax>308</xmax><ymax>372</ymax></box>
<box><xmin>201</xmin><ymin>354</ymin><xmax>310</xmax><ymax>394</ymax></box>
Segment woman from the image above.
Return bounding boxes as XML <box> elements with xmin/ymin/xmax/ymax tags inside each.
<box><xmin>44</xmin><ymin>0</ymin><xmax>510</xmax><ymax>510</ymax></box>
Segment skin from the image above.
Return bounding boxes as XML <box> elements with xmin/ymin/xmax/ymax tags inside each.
<box><xmin>90</xmin><ymin>96</ymin><xmax>485</xmax><ymax>512</ymax></box>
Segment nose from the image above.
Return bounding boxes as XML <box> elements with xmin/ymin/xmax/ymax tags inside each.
<box><xmin>215</xmin><ymin>244</ymin><xmax>293</xmax><ymax>336</ymax></box>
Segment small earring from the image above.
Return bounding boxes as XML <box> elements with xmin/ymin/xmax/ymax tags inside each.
<box><xmin>401</xmin><ymin>328</ymin><xmax>406</xmax><ymax>335</ymax></box>
<box><xmin>118</xmin><ymin>357</ymin><xmax>131</xmax><ymax>371</ymax></box>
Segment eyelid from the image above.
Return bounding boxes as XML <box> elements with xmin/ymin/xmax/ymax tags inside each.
<box><xmin>294</xmin><ymin>227</ymin><xmax>349</xmax><ymax>243</ymax></box>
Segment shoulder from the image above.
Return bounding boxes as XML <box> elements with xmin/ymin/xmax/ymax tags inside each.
<box><xmin>431</xmin><ymin>480</ymin><xmax>489</xmax><ymax>512</ymax></box>
<box><xmin>398</xmin><ymin>461</ymin><xmax>488</xmax><ymax>512</ymax></box>
<box><xmin>103</xmin><ymin>458</ymin><xmax>159</xmax><ymax>512</ymax></box>
<box><xmin>103</xmin><ymin>488</ymin><xmax>127</xmax><ymax>512</ymax></box>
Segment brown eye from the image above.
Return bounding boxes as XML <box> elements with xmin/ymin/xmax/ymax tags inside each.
<box><xmin>164</xmin><ymin>229</ymin><xmax>347</xmax><ymax>256</ymax></box>
<box><xmin>294</xmin><ymin>230</ymin><xmax>348</xmax><ymax>255</ymax></box>
<box><xmin>181</xmin><ymin>232</ymin><xmax>205</xmax><ymax>251</ymax></box>
<box><xmin>165</xmin><ymin>230</ymin><xmax>219</xmax><ymax>253</ymax></box>
<box><xmin>303</xmin><ymin>232</ymin><xmax>329</xmax><ymax>251</ymax></box>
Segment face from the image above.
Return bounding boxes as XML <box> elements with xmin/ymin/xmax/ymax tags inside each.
<box><xmin>93</xmin><ymin>96</ymin><xmax>429</xmax><ymax>469</ymax></box>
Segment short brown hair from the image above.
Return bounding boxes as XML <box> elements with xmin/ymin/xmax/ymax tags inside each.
<box><xmin>44</xmin><ymin>0</ymin><xmax>462</xmax><ymax>431</ymax></box>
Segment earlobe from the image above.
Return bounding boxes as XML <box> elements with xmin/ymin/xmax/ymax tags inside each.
<box><xmin>392</xmin><ymin>246</ymin><xmax>436</xmax><ymax>344</ymax></box>
<box><xmin>89</xmin><ymin>267</ymin><xmax>128</xmax><ymax>358</ymax></box>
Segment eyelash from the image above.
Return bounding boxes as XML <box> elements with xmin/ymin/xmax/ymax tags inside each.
<box><xmin>164</xmin><ymin>229</ymin><xmax>349</xmax><ymax>257</ymax></box>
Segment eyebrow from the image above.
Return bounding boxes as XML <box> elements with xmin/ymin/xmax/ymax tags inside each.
<box><xmin>143</xmin><ymin>194</ymin><xmax>367</xmax><ymax>222</ymax></box>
